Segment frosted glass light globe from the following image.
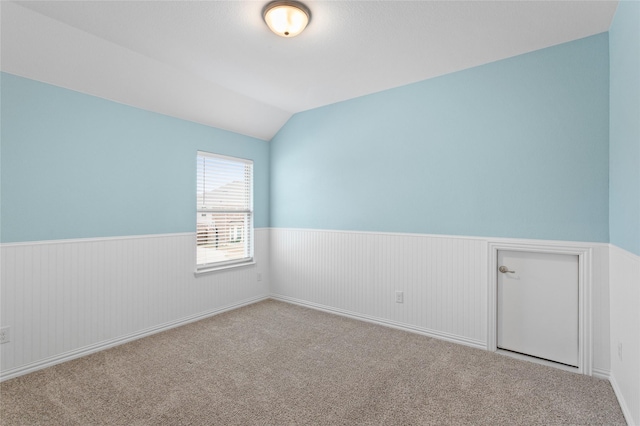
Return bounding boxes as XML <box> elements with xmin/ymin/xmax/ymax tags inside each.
<box><xmin>263</xmin><ymin>1</ymin><xmax>310</xmax><ymax>37</ymax></box>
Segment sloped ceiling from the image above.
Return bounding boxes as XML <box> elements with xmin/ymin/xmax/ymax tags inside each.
<box><xmin>1</xmin><ymin>1</ymin><xmax>618</xmax><ymax>140</ymax></box>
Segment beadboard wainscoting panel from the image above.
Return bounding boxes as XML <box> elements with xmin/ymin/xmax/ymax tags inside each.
<box><xmin>270</xmin><ymin>228</ymin><xmax>487</xmax><ymax>347</ymax></box>
<box><xmin>591</xmin><ymin>244</ymin><xmax>611</xmax><ymax>378</ymax></box>
<box><xmin>270</xmin><ymin>229</ymin><xmax>612</xmax><ymax>375</ymax></box>
<box><xmin>0</xmin><ymin>229</ymin><xmax>269</xmax><ymax>379</ymax></box>
<box><xmin>609</xmin><ymin>245</ymin><xmax>640</xmax><ymax>426</ymax></box>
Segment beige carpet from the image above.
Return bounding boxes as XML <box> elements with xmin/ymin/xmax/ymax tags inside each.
<box><xmin>0</xmin><ymin>300</ymin><xmax>625</xmax><ymax>425</ymax></box>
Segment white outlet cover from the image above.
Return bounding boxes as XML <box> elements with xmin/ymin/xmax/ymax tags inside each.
<box><xmin>0</xmin><ymin>327</ymin><xmax>10</xmax><ymax>344</ymax></box>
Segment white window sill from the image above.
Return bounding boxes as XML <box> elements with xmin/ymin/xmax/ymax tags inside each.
<box><xmin>194</xmin><ymin>260</ymin><xmax>255</xmax><ymax>276</ymax></box>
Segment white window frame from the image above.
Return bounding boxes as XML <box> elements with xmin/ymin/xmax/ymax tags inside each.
<box><xmin>195</xmin><ymin>151</ymin><xmax>254</xmax><ymax>273</ymax></box>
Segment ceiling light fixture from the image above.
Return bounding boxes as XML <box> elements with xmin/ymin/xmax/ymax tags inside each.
<box><xmin>263</xmin><ymin>1</ymin><xmax>311</xmax><ymax>38</ymax></box>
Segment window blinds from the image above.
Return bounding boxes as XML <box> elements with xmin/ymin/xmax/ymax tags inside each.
<box><xmin>196</xmin><ymin>151</ymin><xmax>253</xmax><ymax>269</ymax></box>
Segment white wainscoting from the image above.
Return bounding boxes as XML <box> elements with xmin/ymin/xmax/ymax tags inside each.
<box><xmin>1</xmin><ymin>228</ymin><xmax>616</xmax><ymax>387</ymax></box>
<box><xmin>0</xmin><ymin>229</ymin><xmax>270</xmax><ymax>380</ymax></box>
<box><xmin>270</xmin><ymin>228</ymin><xmax>611</xmax><ymax>374</ymax></box>
<box><xmin>271</xmin><ymin>229</ymin><xmax>488</xmax><ymax>349</ymax></box>
<box><xmin>609</xmin><ymin>244</ymin><xmax>640</xmax><ymax>426</ymax></box>
<box><xmin>591</xmin><ymin>244</ymin><xmax>611</xmax><ymax>379</ymax></box>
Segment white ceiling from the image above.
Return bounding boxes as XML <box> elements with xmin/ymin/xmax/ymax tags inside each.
<box><xmin>1</xmin><ymin>1</ymin><xmax>618</xmax><ymax>141</ymax></box>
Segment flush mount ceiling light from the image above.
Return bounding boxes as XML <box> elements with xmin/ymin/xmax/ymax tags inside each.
<box><xmin>263</xmin><ymin>1</ymin><xmax>311</xmax><ymax>38</ymax></box>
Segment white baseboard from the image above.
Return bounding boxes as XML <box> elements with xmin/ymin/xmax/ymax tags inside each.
<box><xmin>0</xmin><ymin>295</ymin><xmax>268</xmax><ymax>382</ymax></box>
<box><xmin>592</xmin><ymin>367</ymin><xmax>611</xmax><ymax>380</ymax></box>
<box><xmin>270</xmin><ymin>294</ymin><xmax>486</xmax><ymax>350</ymax></box>
<box><xmin>592</xmin><ymin>368</ymin><xmax>635</xmax><ymax>425</ymax></box>
<box><xmin>610</xmin><ymin>373</ymin><xmax>635</xmax><ymax>426</ymax></box>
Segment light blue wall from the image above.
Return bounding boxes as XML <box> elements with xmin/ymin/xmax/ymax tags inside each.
<box><xmin>2</xmin><ymin>33</ymin><xmax>615</xmax><ymax>245</ymax></box>
<box><xmin>0</xmin><ymin>73</ymin><xmax>270</xmax><ymax>243</ymax></box>
<box><xmin>609</xmin><ymin>1</ymin><xmax>640</xmax><ymax>256</ymax></box>
<box><xmin>270</xmin><ymin>34</ymin><xmax>610</xmax><ymax>243</ymax></box>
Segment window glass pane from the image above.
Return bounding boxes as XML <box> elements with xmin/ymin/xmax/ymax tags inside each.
<box><xmin>197</xmin><ymin>212</ymin><xmax>252</xmax><ymax>266</ymax></box>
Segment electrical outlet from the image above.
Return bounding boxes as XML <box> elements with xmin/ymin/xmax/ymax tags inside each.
<box><xmin>257</xmin><ymin>272</ymin><xmax>262</xmax><ymax>282</ymax></box>
<box><xmin>395</xmin><ymin>291</ymin><xmax>404</xmax><ymax>303</ymax></box>
<box><xmin>618</xmin><ymin>342</ymin><xmax>623</xmax><ymax>360</ymax></box>
<box><xmin>0</xmin><ymin>327</ymin><xmax>10</xmax><ymax>344</ymax></box>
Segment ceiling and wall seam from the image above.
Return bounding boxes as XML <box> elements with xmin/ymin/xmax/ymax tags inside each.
<box><xmin>1</xmin><ymin>1</ymin><xmax>618</xmax><ymax>141</ymax></box>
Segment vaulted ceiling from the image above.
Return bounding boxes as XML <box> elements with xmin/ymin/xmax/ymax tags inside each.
<box><xmin>1</xmin><ymin>1</ymin><xmax>618</xmax><ymax>140</ymax></box>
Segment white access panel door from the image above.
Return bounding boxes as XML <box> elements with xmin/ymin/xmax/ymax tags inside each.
<box><xmin>497</xmin><ymin>250</ymin><xmax>578</xmax><ymax>367</ymax></box>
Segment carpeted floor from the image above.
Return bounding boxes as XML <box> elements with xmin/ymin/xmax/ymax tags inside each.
<box><xmin>0</xmin><ymin>300</ymin><xmax>626</xmax><ymax>425</ymax></box>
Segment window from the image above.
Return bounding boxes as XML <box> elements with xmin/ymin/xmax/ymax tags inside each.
<box><xmin>196</xmin><ymin>151</ymin><xmax>253</xmax><ymax>271</ymax></box>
